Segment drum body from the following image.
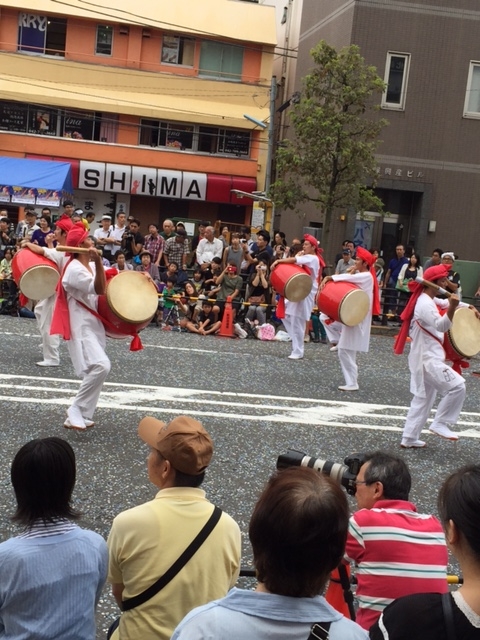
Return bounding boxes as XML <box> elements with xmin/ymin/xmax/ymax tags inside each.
<box><xmin>270</xmin><ymin>264</ymin><xmax>312</xmax><ymax>302</ymax></box>
<box><xmin>317</xmin><ymin>281</ymin><xmax>369</xmax><ymax>327</ymax></box>
<box><xmin>11</xmin><ymin>249</ymin><xmax>59</xmax><ymax>299</ymax></box>
<box><xmin>444</xmin><ymin>307</ymin><xmax>480</xmax><ymax>359</ymax></box>
<box><xmin>97</xmin><ymin>271</ymin><xmax>158</xmax><ymax>338</ymax></box>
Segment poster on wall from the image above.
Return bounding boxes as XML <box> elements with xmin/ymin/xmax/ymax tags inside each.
<box><xmin>35</xmin><ymin>189</ymin><xmax>61</xmax><ymax>207</ymax></box>
<box><xmin>0</xmin><ymin>186</ymin><xmax>11</xmax><ymax>203</ymax></box>
<box><xmin>11</xmin><ymin>186</ymin><xmax>36</xmax><ymax>204</ymax></box>
<box><xmin>63</xmin><ymin>110</ymin><xmax>94</xmax><ymax>140</ymax></box>
<box><xmin>28</xmin><ymin>108</ymin><xmax>58</xmax><ymax>136</ymax></box>
<box><xmin>0</xmin><ymin>102</ymin><xmax>28</xmax><ymax>133</ymax></box>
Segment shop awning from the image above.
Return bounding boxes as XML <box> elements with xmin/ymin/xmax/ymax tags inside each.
<box><xmin>0</xmin><ymin>157</ymin><xmax>73</xmax><ymax>205</ymax></box>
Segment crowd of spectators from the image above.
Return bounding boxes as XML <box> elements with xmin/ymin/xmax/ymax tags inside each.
<box><xmin>0</xmin><ymin>429</ymin><xmax>478</xmax><ymax>640</ymax></box>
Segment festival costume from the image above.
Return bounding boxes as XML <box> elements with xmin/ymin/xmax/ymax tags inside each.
<box><xmin>345</xmin><ymin>499</ymin><xmax>448</xmax><ymax>630</ymax></box>
<box><xmin>171</xmin><ymin>588</ymin><xmax>368</xmax><ymax>640</ymax></box>
<box><xmin>394</xmin><ymin>265</ymin><xmax>466</xmax><ymax>445</ymax></box>
<box><xmin>108</xmin><ymin>487</ymin><xmax>241</xmax><ymax>640</ymax></box>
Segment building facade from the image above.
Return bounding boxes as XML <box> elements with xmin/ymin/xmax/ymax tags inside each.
<box><xmin>0</xmin><ymin>0</ymin><xmax>276</xmax><ymax>230</ymax></box>
<box><xmin>280</xmin><ymin>0</ymin><xmax>480</xmax><ymax>265</ymax></box>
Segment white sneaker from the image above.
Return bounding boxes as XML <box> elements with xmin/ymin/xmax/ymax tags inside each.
<box><xmin>330</xmin><ymin>345</ymin><xmax>338</xmax><ymax>352</ymax></box>
<box><xmin>233</xmin><ymin>323</ymin><xmax>248</xmax><ymax>339</ymax></box>
<box><xmin>338</xmin><ymin>384</ymin><xmax>359</xmax><ymax>391</ymax></box>
<box><xmin>36</xmin><ymin>360</ymin><xmax>60</xmax><ymax>367</ymax></box>
<box><xmin>400</xmin><ymin>439</ymin><xmax>426</xmax><ymax>449</ymax></box>
<box><xmin>304</xmin><ymin>335</ymin><xmax>310</xmax><ymax>343</ymax></box>
<box><xmin>288</xmin><ymin>354</ymin><xmax>303</xmax><ymax>360</ymax></box>
<box><xmin>429</xmin><ymin>425</ymin><xmax>459</xmax><ymax>441</ymax></box>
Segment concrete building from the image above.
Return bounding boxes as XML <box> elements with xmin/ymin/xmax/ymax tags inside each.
<box><xmin>0</xmin><ymin>0</ymin><xmax>276</xmax><ymax>230</ymax></box>
<box><xmin>279</xmin><ymin>0</ymin><xmax>480</xmax><ymax>264</ymax></box>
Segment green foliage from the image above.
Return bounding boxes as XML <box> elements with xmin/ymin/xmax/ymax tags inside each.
<box><xmin>272</xmin><ymin>41</ymin><xmax>388</xmax><ymax>244</ymax></box>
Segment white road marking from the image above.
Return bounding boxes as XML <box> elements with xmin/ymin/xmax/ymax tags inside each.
<box><xmin>2</xmin><ymin>374</ymin><xmax>480</xmax><ymax>437</ymax></box>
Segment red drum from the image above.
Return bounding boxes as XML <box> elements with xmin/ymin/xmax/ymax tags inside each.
<box><xmin>11</xmin><ymin>249</ymin><xmax>59</xmax><ymax>300</ymax></box>
<box><xmin>270</xmin><ymin>263</ymin><xmax>312</xmax><ymax>302</ymax></box>
<box><xmin>443</xmin><ymin>307</ymin><xmax>480</xmax><ymax>360</ymax></box>
<box><xmin>97</xmin><ymin>271</ymin><xmax>158</xmax><ymax>339</ymax></box>
<box><xmin>317</xmin><ymin>281</ymin><xmax>369</xmax><ymax>327</ymax></box>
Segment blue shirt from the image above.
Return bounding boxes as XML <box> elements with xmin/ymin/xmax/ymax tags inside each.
<box><xmin>172</xmin><ymin>588</ymin><xmax>368</xmax><ymax>640</ymax></box>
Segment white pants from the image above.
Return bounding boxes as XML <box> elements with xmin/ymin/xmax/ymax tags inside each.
<box><xmin>402</xmin><ymin>379</ymin><xmax>465</xmax><ymax>442</ymax></box>
<box><xmin>35</xmin><ymin>297</ymin><xmax>60</xmax><ymax>364</ymax></box>
<box><xmin>338</xmin><ymin>348</ymin><xmax>358</xmax><ymax>387</ymax></box>
<box><xmin>320</xmin><ymin>314</ymin><xmax>342</xmax><ymax>345</ymax></box>
<box><xmin>282</xmin><ymin>314</ymin><xmax>305</xmax><ymax>357</ymax></box>
<box><xmin>71</xmin><ymin>360</ymin><xmax>111</xmax><ymax>420</ymax></box>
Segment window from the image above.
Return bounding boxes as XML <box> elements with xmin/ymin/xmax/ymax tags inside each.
<box><xmin>381</xmin><ymin>52</ymin><xmax>410</xmax><ymax>110</ymax></box>
<box><xmin>199</xmin><ymin>41</ymin><xmax>243</xmax><ymax>81</ymax></box>
<box><xmin>161</xmin><ymin>35</ymin><xmax>194</xmax><ymax>66</ymax></box>
<box><xmin>464</xmin><ymin>62</ymin><xmax>480</xmax><ymax>117</ymax></box>
<box><xmin>140</xmin><ymin>119</ymin><xmax>250</xmax><ymax>156</ymax></box>
<box><xmin>18</xmin><ymin>14</ymin><xmax>67</xmax><ymax>56</ymax></box>
<box><xmin>96</xmin><ymin>25</ymin><xmax>113</xmax><ymax>56</ymax></box>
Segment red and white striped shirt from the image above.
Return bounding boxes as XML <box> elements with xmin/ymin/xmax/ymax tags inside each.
<box><xmin>345</xmin><ymin>499</ymin><xmax>448</xmax><ymax>630</ymax></box>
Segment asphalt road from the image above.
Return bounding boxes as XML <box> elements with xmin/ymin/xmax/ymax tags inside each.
<box><xmin>1</xmin><ymin>315</ymin><xmax>479</xmax><ymax>637</ymax></box>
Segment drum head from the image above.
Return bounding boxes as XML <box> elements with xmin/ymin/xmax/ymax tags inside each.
<box><xmin>19</xmin><ymin>266</ymin><xmax>59</xmax><ymax>300</ymax></box>
<box><xmin>107</xmin><ymin>271</ymin><xmax>158</xmax><ymax>323</ymax></box>
<box><xmin>284</xmin><ymin>273</ymin><xmax>312</xmax><ymax>302</ymax></box>
<box><xmin>338</xmin><ymin>289</ymin><xmax>370</xmax><ymax>326</ymax></box>
<box><xmin>449</xmin><ymin>307</ymin><xmax>480</xmax><ymax>358</ymax></box>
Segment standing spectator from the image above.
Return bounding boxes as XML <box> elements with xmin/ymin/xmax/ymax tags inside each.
<box><xmin>143</xmin><ymin>223</ymin><xmax>165</xmax><ymax>267</ymax></box>
<box><xmin>250</xmin><ymin>230</ymin><xmax>273</xmax><ymax>261</ymax></box>
<box><xmin>334</xmin><ymin>239</ymin><xmax>352</xmax><ymax>265</ymax></box>
<box><xmin>222</xmin><ymin>232</ymin><xmax>243</xmax><ymax>272</ymax></box>
<box><xmin>94</xmin><ymin>215</ymin><xmax>115</xmax><ymax>263</ymax></box>
<box><xmin>423</xmin><ymin>247</ymin><xmax>443</xmax><ymax>270</ymax></box>
<box><xmin>160</xmin><ymin>218</ymin><xmax>176</xmax><ymax>243</ymax></box>
<box><xmin>136</xmin><ymin>250</ymin><xmax>161</xmax><ymax>289</ymax></box>
<box><xmin>335</xmin><ymin>248</ymin><xmax>355</xmax><ymax>274</ymax></box>
<box><xmin>190</xmin><ymin>220</ymin><xmax>209</xmax><ymax>265</ymax></box>
<box><xmin>382</xmin><ymin>244</ymin><xmax>408</xmax><ymax>324</ymax></box>
<box><xmin>109</xmin><ymin>212</ymin><xmax>127</xmax><ymax>261</ymax></box>
<box><xmin>60</xmin><ymin>199</ymin><xmax>75</xmax><ymax>219</ymax></box>
<box><xmin>0</xmin><ymin>437</ymin><xmax>108</xmax><ymax>639</ymax></box>
<box><xmin>121</xmin><ymin>218</ymin><xmax>144</xmax><ymax>263</ymax></box>
<box><xmin>0</xmin><ymin>217</ymin><xmax>14</xmax><ymax>259</ymax></box>
<box><xmin>107</xmin><ymin>415</ymin><xmax>241</xmax><ymax>640</ymax></box>
<box><xmin>31</xmin><ymin>214</ymin><xmax>52</xmax><ymax>247</ymax></box>
<box><xmin>196</xmin><ymin>226</ymin><xmax>223</xmax><ymax>270</ymax></box>
<box><xmin>164</xmin><ymin>228</ymin><xmax>189</xmax><ymax>273</ymax></box>
<box><xmin>396</xmin><ymin>253</ymin><xmax>423</xmax><ymax>311</ymax></box>
<box><xmin>15</xmin><ymin>209</ymin><xmax>39</xmax><ymax>247</ymax></box>
<box><xmin>219</xmin><ymin>225</ymin><xmax>230</xmax><ymax>248</ymax></box>
<box><xmin>245</xmin><ymin>253</ymin><xmax>270</xmax><ymax>326</ymax></box>
<box><xmin>172</xmin><ymin>467</ymin><xmax>367</xmax><ymax>640</ymax></box>
<box><xmin>436</xmin><ymin>252</ymin><xmax>461</xmax><ymax>299</ymax></box>
<box><xmin>345</xmin><ymin>452</ymin><xmax>447</xmax><ymax>630</ymax></box>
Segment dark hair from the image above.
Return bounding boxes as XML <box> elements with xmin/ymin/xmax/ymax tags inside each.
<box><xmin>257</xmin><ymin>230</ymin><xmax>270</xmax><ymax>244</ymax></box>
<box><xmin>149</xmin><ymin>223</ymin><xmax>159</xmax><ymax>230</ymax></box>
<box><xmin>40</xmin><ymin>215</ymin><xmax>51</xmax><ymax>227</ymax></box>
<box><xmin>407</xmin><ymin>253</ymin><xmax>419</xmax><ymax>267</ymax></box>
<box><xmin>272</xmin><ymin>231</ymin><xmax>286</xmax><ymax>247</ymax></box>
<box><xmin>363</xmin><ymin>451</ymin><xmax>411</xmax><ymax>500</ymax></box>
<box><xmin>166</xmin><ymin>278</ymin><xmax>175</xmax><ymax>287</ymax></box>
<box><xmin>200</xmin><ymin>220</ymin><xmax>210</xmax><ymax>227</ymax></box>
<box><xmin>211</xmin><ymin>257</ymin><xmax>222</xmax><ymax>265</ymax></box>
<box><xmin>249</xmin><ymin>467</ymin><xmax>349</xmax><ymax>597</ymax></box>
<box><xmin>63</xmin><ymin>200</ymin><xmax>73</xmax><ymax>207</ymax></box>
<box><xmin>241</xmin><ymin>226</ymin><xmax>251</xmax><ymax>235</ymax></box>
<box><xmin>11</xmin><ymin>437</ymin><xmax>80</xmax><ymax>527</ymax></box>
<box><xmin>433</xmin><ymin>248</ymin><xmax>443</xmax><ymax>257</ymax></box>
<box><xmin>130</xmin><ymin>218</ymin><xmax>140</xmax><ymax>226</ymax></box>
<box><xmin>168</xmin><ymin>261</ymin><xmax>179</xmax><ymax>270</ymax></box>
<box><xmin>173</xmin><ymin>469</ymin><xmax>205</xmax><ymax>488</ymax></box>
<box><xmin>41</xmin><ymin>207</ymin><xmax>52</xmax><ymax>214</ymax></box>
<box><xmin>438</xmin><ymin>465</ymin><xmax>480</xmax><ymax>561</ymax></box>
<box><xmin>116</xmin><ymin>251</ymin><xmax>126</xmax><ymax>259</ymax></box>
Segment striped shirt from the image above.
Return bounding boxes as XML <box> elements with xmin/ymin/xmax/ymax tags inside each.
<box><xmin>344</xmin><ymin>499</ymin><xmax>448</xmax><ymax>630</ymax></box>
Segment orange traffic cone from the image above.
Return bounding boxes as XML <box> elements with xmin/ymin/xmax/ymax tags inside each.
<box><xmin>218</xmin><ymin>296</ymin><xmax>234</xmax><ymax>338</ymax></box>
<box><xmin>325</xmin><ymin>565</ymin><xmax>353</xmax><ymax>619</ymax></box>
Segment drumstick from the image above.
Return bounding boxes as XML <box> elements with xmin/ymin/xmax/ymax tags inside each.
<box><xmin>414</xmin><ymin>276</ymin><xmax>451</xmax><ymax>297</ymax></box>
<box><xmin>56</xmin><ymin>246</ymin><xmax>102</xmax><ymax>255</ymax></box>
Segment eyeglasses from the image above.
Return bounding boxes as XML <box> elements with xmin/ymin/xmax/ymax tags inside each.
<box><xmin>354</xmin><ymin>480</ymin><xmax>370</xmax><ymax>487</ymax></box>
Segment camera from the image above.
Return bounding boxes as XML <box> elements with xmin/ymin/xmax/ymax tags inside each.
<box><xmin>276</xmin><ymin>449</ymin><xmax>367</xmax><ymax>495</ymax></box>
<box><xmin>240</xmin><ymin>239</ymin><xmax>247</xmax><ymax>244</ymax></box>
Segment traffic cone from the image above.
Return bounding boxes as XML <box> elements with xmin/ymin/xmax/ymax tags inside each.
<box><xmin>218</xmin><ymin>296</ymin><xmax>235</xmax><ymax>338</ymax></box>
<box><xmin>325</xmin><ymin>565</ymin><xmax>353</xmax><ymax>619</ymax></box>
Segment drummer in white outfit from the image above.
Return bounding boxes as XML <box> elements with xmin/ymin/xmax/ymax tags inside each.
<box><xmin>51</xmin><ymin>223</ymin><xmax>110</xmax><ymax>431</ymax></box>
<box><xmin>394</xmin><ymin>264</ymin><xmax>480</xmax><ymax>448</ymax></box>
<box><xmin>270</xmin><ymin>234</ymin><xmax>321</xmax><ymax>360</ymax></box>
<box><xmin>21</xmin><ymin>218</ymin><xmax>73</xmax><ymax>367</ymax></box>
<box><xmin>319</xmin><ymin>247</ymin><xmax>376</xmax><ymax>391</ymax></box>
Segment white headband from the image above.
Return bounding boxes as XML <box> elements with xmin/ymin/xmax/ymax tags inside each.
<box><xmin>441</xmin><ymin>252</ymin><xmax>455</xmax><ymax>261</ymax></box>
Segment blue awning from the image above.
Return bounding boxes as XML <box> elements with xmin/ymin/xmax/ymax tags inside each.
<box><xmin>0</xmin><ymin>157</ymin><xmax>73</xmax><ymax>193</ymax></box>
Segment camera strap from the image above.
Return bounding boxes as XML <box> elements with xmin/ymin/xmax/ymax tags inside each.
<box><xmin>307</xmin><ymin>622</ymin><xmax>331</xmax><ymax>640</ymax></box>
<box><xmin>122</xmin><ymin>506</ymin><xmax>222</xmax><ymax>612</ymax></box>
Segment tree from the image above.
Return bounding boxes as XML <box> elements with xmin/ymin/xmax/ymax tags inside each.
<box><xmin>272</xmin><ymin>41</ymin><xmax>388</xmax><ymax>252</ymax></box>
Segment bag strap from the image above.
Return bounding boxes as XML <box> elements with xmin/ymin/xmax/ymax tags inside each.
<box><xmin>122</xmin><ymin>506</ymin><xmax>222</xmax><ymax>612</ymax></box>
<box><xmin>307</xmin><ymin>622</ymin><xmax>331</xmax><ymax>640</ymax></box>
<box><xmin>442</xmin><ymin>592</ymin><xmax>457</xmax><ymax>640</ymax></box>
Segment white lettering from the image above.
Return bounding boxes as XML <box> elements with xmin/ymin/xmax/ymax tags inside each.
<box><xmin>19</xmin><ymin>14</ymin><xmax>47</xmax><ymax>31</ymax></box>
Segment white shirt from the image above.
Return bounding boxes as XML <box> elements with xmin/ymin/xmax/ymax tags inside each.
<box><xmin>331</xmin><ymin>271</ymin><xmax>374</xmax><ymax>352</ymax></box>
<box><xmin>284</xmin><ymin>254</ymin><xmax>320</xmax><ymax>321</ymax></box>
<box><xmin>109</xmin><ymin>224</ymin><xmax>126</xmax><ymax>256</ymax></box>
<box><xmin>196</xmin><ymin>237</ymin><xmax>224</xmax><ymax>264</ymax></box>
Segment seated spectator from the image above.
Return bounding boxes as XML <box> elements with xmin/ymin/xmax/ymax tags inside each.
<box><xmin>172</xmin><ymin>467</ymin><xmax>367</xmax><ymax>640</ymax></box>
<box><xmin>184</xmin><ymin>299</ymin><xmax>221</xmax><ymax>335</ymax></box>
<box><xmin>191</xmin><ymin>268</ymin><xmax>204</xmax><ymax>295</ymax></box>
<box><xmin>370</xmin><ymin>465</ymin><xmax>480</xmax><ymax>640</ymax></box>
<box><xmin>213</xmin><ymin>261</ymin><xmax>244</xmax><ymax>320</ymax></box>
<box><xmin>201</xmin><ymin>257</ymin><xmax>222</xmax><ymax>296</ymax></box>
<box><xmin>250</xmin><ymin>230</ymin><xmax>273</xmax><ymax>266</ymax></box>
<box><xmin>135</xmin><ymin>250</ymin><xmax>161</xmax><ymax>289</ymax></box>
<box><xmin>113</xmin><ymin>251</ymin><xmax>133</xmax><ymax>272</ymax></box>
<box><xmin>0</xmin><ymin>247</ymin><xmax>15</xmax><ymax>297</ymax></box>
<box><xmin>0</xmin><ymin>437</ymin><xmax>108</xmax><ymax>639</ymax></box>
<box><xmin>196</xmin><ymin>226</ymin><xmax>223</xmax><ymax>271</ymax></box>
<box><xmin>273</xmin><ymin>243</ymin><xmax>289</xmax><ymax>261</ymax></box>
<box><xmin>160</xmin><ymin>261</ymin><xmax>179</xmax><ymax>286</ymax></box>
<box><xmin>107</xmin><ymin>415</ymin><xmax>241</xmax><ymax>640</ymax></box>
<box><xmin>179</xmin><ymin>281</ymin><xmax>198</xmax><ymax>328</ymax></box>
<box><xmin>162</xmin><ymin>278</ymin><xmax>178</xmax><ymax>324</ymax></box>
<box><xmin>245</xmin><ymin>252</ymin><xmax>270</xmax><ymax>326</ymax></box>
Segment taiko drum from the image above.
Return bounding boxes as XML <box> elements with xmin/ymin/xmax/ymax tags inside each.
<box><xmin>270</xmin><ymin>263</ymin><xmax>312</xmax><ymax>302</ymax></box>
<box><xmin>11</xmin><ymin>249</ymin><xmax>59</xmax><ymax>300</ymax></box>
<box><xmin>317</xmin><ymin>281</ymin><xmax>369</xmax><ymax>327</ymax></box>
<box><xmin>443</xmin><ymin>306</ymin><xmax>480</xmax><ymax>360</ymax></box>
